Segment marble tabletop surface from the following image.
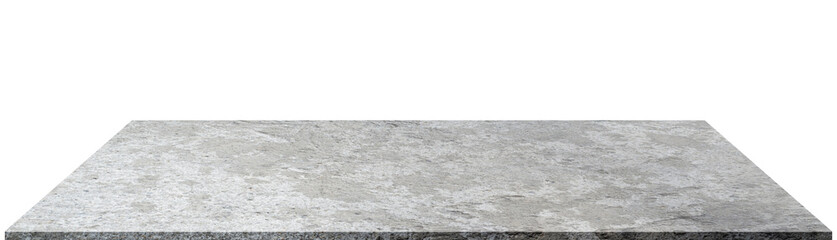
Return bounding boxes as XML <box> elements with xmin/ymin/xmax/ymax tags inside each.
<box><xmin>6</xmin><ymin>121</ymin><xmax>829</xmax><ymax>239</ymax></box>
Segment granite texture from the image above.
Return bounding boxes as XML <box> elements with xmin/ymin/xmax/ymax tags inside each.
<box><xmin>5</xmin><ymin>121</ymin><xmax>830</xmax><ymax>240</ymax></box>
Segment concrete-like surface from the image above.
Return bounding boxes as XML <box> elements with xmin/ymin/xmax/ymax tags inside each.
<box><xmin>5</xmin><ymin>121</ymin><xmax>830</xmax><ymax>239</ymax></box>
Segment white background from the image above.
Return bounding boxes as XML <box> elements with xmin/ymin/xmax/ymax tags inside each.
<box><xmin>1</xmin><ymin>0</ymin><xmax>834</xmax><ymax>237</ymax></box>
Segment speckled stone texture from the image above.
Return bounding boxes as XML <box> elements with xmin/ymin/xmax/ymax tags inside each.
<box><xmin>6</xmin><ymin>121</ymin><xmax>830</xmax><ymax>240</ymax></box>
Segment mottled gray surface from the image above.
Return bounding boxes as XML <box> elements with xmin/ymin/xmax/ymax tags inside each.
<box><xmin>5</xmin><ymin>121</ymin><xmax>830</xmax><ymax>239</ymax></box>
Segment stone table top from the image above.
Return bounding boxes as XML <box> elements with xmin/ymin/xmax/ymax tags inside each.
<box><xmin>5</xmin><ymin>121</ymin><xmax>830</xmax><ymax>239</ymax></box>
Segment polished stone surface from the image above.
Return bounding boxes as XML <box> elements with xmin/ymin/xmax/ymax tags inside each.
<box><xmin>5</xmin><ymin>121</ymin><xmax>830</xmax><ymax>239</ymax></box>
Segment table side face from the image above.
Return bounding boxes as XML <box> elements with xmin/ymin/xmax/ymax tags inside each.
<box><xmin>6</xmin><ymin>121</ymin><xmax>829</xmax><ymax>233</ymax></box>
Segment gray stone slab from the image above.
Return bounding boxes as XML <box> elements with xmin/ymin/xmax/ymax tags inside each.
<box><xmin>5</xmin><ymin>121</ymin><xmax>830</xmax><ymax>240</ymax></box>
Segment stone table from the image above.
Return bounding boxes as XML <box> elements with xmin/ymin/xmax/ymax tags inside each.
<box><xmin>5</xmin><ymin>121</ymin><xmax>830</xmax><ymax>239</ymax></box>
